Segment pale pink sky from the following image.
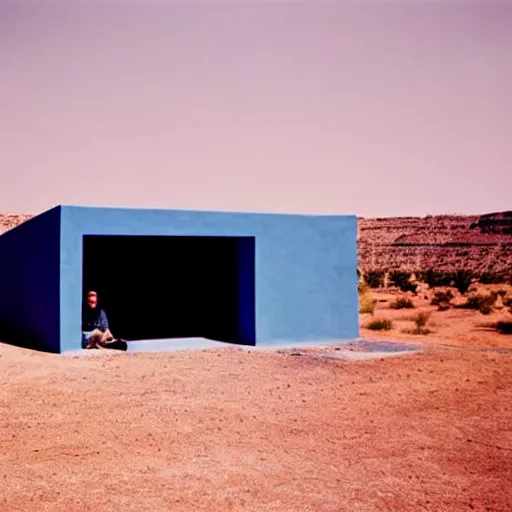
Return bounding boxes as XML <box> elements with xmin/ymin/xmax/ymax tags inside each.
<box><xmin>1</xmin><ymin>1</ymin><xmax>511</xmax><ymax>217</ymax></box>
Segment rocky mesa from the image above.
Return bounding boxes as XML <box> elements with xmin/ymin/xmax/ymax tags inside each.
<box><xmin>358</xmin><ymin>211</ymin><xmax>512</xmax><ymax>278</ymax></box>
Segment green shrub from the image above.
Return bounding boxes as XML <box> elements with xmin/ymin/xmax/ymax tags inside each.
<box><xmin>365</xmin><ymin>270</ymin><xmax>385</xmax><ymax>289</ymax></box>
<box><xmin>479</xmin><ymin>272</ymin><xmax>507</xmax><ymax>285</ymax></box>
<box><xmin>366</xmin><ymin>318</ymin><xmax>393</xmax><ymax>331</ymax></box>
<box><xmin>423</xmin><ymin>269</ymin><xmax>454</xmax><ymax>288</ymax></box>
<box><xmin>453</xmin><ymin>269</ymin><xmax>473</xmax><ymax>295</ymax></box>
<box><xmin>414</xmin><ymin>311</ymin><xmax>431</xmax><ymax>329</ymax></box>
<box><xmin>431</xmin><ymin>290</ymin><xmax>454</xmax><ymax>306</ymax></box>
<box><xmin>479</xmin><ymin>303</ymin><xmax>493</xmax><ymax>315</ymax></box>
<box><xmin>389</xmin><ymin>271</ymin><xmax>417</xmax><ymax>293</ymax></box>
<box><xmin>358</xmin><ymin>280</ymin><xmax>369</xmax><ymax>295</ymax></box>
<box><xmin>496</xmin><ymin>321</ymin><xmax>512</xmax><ymax>335</ymax></box>
<box><xmin>503</xmin><ymin>296</ymin><xmax>512</xmax><ymax>308</ymax></box>
<box><xmin>412</xmin><ymin>311</ymin><xmax>431</xmax><ymax>334</ymax></box>
<box><xmin>464</xmin><ymin>294</ymin><xmax>485</xmax><ymax>309</ymax></box>
<box><xmin>401</xmin><ymin>311</ymin><xmax>432</xmax><ymax>335</ymax></box>
<box><xmin>415</xmin><ymin>271</ymin><xmax>427</xmax><ymax>284</ymax></box>
<box><xmin>359</xmin><ymin>293</ymin><xmax>375</xmax><ymax>314</ymax></box>
<box><xmin>390</xmin><ymin>297</ymin><xmax>415</xmax><ymax>309</ymax></box>
<box><xmin>463</xmin><ymin>293</ymin><xmax>497</xmax><ymax>313</ymax></box>
<box><xmin>479</xmin><ymin>272</ymin><xmax>497</xmax><ymax>285</ymax></box>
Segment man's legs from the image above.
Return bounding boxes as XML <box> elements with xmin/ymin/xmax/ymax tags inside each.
<box><xmin>85</xmin><ymin>328</ymin><xmax>114</xmax><ymax>349</ymax></box>
<box><xmin>82</xmin><ymin>332</ymin><xmax>92</xmax><ymax>349</ymax></box>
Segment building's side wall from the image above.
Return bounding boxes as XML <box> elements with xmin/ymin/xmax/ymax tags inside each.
<box><xmin>60</xmin><ymin>206</ymin><xmax>358</xmax><ymax>352</ymax></box>
<box><xmin>0</xmin><ymin>207</ymin><xmax>61</xmax><ymax>353</ymax></box>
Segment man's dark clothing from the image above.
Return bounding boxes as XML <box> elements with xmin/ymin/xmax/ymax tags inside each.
<box><xmin>82</xmin><ymin>307</ymin><xmax>110</xmax><ymax>333</ymax></box>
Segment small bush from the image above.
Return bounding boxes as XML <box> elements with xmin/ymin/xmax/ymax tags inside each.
<box><xmin>503</xmin><ymin>296</ymin><xmax>512</xmax><ymax>308</ymax></box>
<box><xmin>464</xmin><ymin>294</ymin><xmax>487</xmax><ymax>310</ymax></box>
<box><xmin>479</xmin><ymin>272</ymin><xmax>497</xmax><ymax>285</ymax></box>
<box><xmin>414</xmin><ymin>311</ymin><xmax>431</xmax><ymax>329</ymax></box>
<box><xmin>366</xmin><ymin>318</ymin><xmax>393</xmax><ymax>331</ymax></box>
<box><xmin>431</xmin><ymin>290</ymin><xmax>454</xmax><ymax>306</ymax></box>
<box><xmin>360</xmin><ymin>293</ymin><xmax>375</xmax><ymax>314</ymax></box>
<box><xmin>365</xmin><ymin>270</ymin><xmax>385</xmax><ymax>289</ymax></box>
<box><xmin>390</xmin><ymin>297</ymin><xmax>415</xmax><ymax>310</ymax></box>
<box><xmin>496</xmin><ymin>321</ymin><xmax>512</xmax><ymax>335</ymax></box>
<box><xmin>479</xmin><ymin>272</ymin><xmax>507</xmax><ymax>285</ymax></box>
<box><xmin>402</xmin><ymin>311</ymin><xmax>432</xmax><ymax>335</ymax></box>
<box><xmin>479</xmin><ymin>303</ymin><xmax>493</xmax><ymax>315</ymax></box>
<box><xmin>463</xmin><ymin>293</ymin><xmax>497</xmax><ymax>314</ymax></box>
<box><xmin>453</xmin><ymin>269</ymin><xmax>473</xmax><ymax>295</ymax></box>
<box><xmin>358</xmin><ymin>280</ymin><xmax>369</xmax><ymax>295</ymax></box>
<box><xmin>389</xmin><ymin>271</ymin><xmax>417</xmax><ymax>294</ymax></box>
<box><xmin>423</xmin><ymin>269</ymin><xmax>454</xmax><ymax>288</ymax></box>
<box><xmin>410</xmin><ymin>311</ymin><xmax>432</xmax><ymax>334</ymax></box>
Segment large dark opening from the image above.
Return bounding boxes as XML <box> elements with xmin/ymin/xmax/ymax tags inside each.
<box><xmin>82</xmin><ymin>235</ymin><xmax>256</xmax><ymax>345</ymax></box>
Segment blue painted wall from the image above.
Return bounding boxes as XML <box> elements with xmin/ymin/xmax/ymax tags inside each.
<box><xmin>60</xmin><ymin>205</ymin><xmax>358</xmax><ymax>353</ymax></box>
<box><xmin>0</xmin><ymin>207</ymin><xmax>61</xmax><ymax>353</ymax></box>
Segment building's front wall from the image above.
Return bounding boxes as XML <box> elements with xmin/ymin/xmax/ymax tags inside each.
<box><xmin>60</xmin><ymin>206</ymin><xmax>358</xmax><ymax>353</ymax></box>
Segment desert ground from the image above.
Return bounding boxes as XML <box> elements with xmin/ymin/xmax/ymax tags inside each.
<box><xmin>1</xmin><ymin>284</ymin><xmax>512</xmax><ymax>511</ymax></box>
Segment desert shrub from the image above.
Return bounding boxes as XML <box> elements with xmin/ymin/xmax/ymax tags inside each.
<box><xmin>390</xmin><ymin>297</ymin><xmax>415</xmax><ymax>309</ymax></box>
<box><xmin>497</xmin><ymin>289</ymin><xmax>508</xmax><ymax>297</ymax></box>
<box><xmin>423</xmin><ymin>269</ymin><xmax>454</xmax><ymax>288</ymax></box>
<box><xmin>503</xmin><ymin>295</ymin><xmax>512</xmax><ymax>308</ymax></box>
<box><xmin>365</xmin><ymin>270</ymin><xmax>385</xmax><ymax>289</ymax></box>
<box><xmin>389</xmin><ymin>271</ymin><xmax>417</xmax><ymax>293</ymax></box>
<box><xmin>463</xmin><ymin>293</ymin><xmax>497</xmax><ymax>314</ymax></box>
<box><xmin>359</xmin><ymin>292</ymin><xmax>375</xmax><ymax>314</ymax></box>
<box><xmin>366</xmin><ymin>318</ymin><xmax>393</xmax><ymax>331</ymax></box>
<box><xmin>415</xmin><ymin>271</ymin><xmax>427</xmax><ymax>283</ymax></box>
<box><xmin>413</xmin><ymin>311</ymin><xmax>431</xmax><ymax>333</ymax></box>
<box><xmin>431</xmin><ymin>290</ymin><xmax>454</xmax><ymax>307</ymax></box>
<box><xmin>402</xmin><ymin>311</ymin><xmax>432</xmax><ymax>335</ymax></box>
<box><xmin>478</xmin><ymin>272</ymin><xmax>503</xmax><ymax>285</ymax></box>
<box><xmin>464</xmin><ymin>294</ymin><xmax>486</xmax><ymax>310</ymax></box>
<box><xmin>496</xmin><ymin>321</ymin><xmax>512</xmax><ymax>335</ymax></box>
<box><xmin>479</xmin><ymin>304</ymin><xmax>493</xmax><ymax>315</ymax></box>
<box><xmin>453</xmin><ymin>269</ymin><xmax>473</xmax><ymax>295</ymax></box>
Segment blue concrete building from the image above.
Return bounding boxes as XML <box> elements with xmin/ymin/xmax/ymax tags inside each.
<box><xmin>0</xmin><ymin>205</ymin><xmax>358</xmax><ymax>353</ymax></box>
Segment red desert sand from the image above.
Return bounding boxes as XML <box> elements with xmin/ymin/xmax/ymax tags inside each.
<box><xmin>1</xmin><ymin>326</ymin><xmax>512</xmax><ymax>511</ymax></box>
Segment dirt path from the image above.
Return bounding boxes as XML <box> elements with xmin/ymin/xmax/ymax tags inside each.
<box><xmin>1</xmin><ymin>340</ymin><xmax>511</xmax><ymax>511</ymax></box>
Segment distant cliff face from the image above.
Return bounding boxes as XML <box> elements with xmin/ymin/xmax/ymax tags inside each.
<box><xmin>0</xmin><ymin>214</ymin><xmax>32</xmax><ymax>235</ymax></box>
<box><xmin>470</xmin><ymin>211</ymin><xmax>512</xmax><ymax>235</ymax></box>
<box><xmin>1</xmin><ymin>211</ymin><xmax>511</xmax><ymax>277</ymax></box>
<box><xmin>358</xmin><ymin>212</ymin><xmax>512</xmax><ymax>276</ymax></box>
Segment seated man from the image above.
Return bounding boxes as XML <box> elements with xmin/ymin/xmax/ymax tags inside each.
<box><xmin>81</xmin><ymin>290</ymin><xmax>114</xmax><ymax>349</ymax></box>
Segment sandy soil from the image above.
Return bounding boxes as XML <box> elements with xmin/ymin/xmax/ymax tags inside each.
<box><xmin>1</xmin><ymin>320</ymin><xmax>512</xmax><ymax>512</ymax></box>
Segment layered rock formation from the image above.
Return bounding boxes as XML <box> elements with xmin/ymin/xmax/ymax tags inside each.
<box><xmin>0</xmin><ymin>214</ymin><xmax>32</xmax><ymax>235</ymax></box>
<box><xmin>358</xmin><ymin>211</ymin><xmax>512</xmax><ymax>276</ymax></box>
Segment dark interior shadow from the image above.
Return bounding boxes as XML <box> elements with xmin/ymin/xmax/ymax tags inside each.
<box><xmin>82</xmin><ymin>235</ymin><xmax>255</xmax><ymax>345</ymax></box>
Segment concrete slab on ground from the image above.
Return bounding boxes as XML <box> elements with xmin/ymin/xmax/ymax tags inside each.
<box><xmin>68</xmin><ymin>337</ymin><xmax>422</xmax><ymax>360</ymax></box>
<box><xmin>126</xmin><ymin>337</ymin><xmax>234</xmax><ymax>352</ymax></box>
